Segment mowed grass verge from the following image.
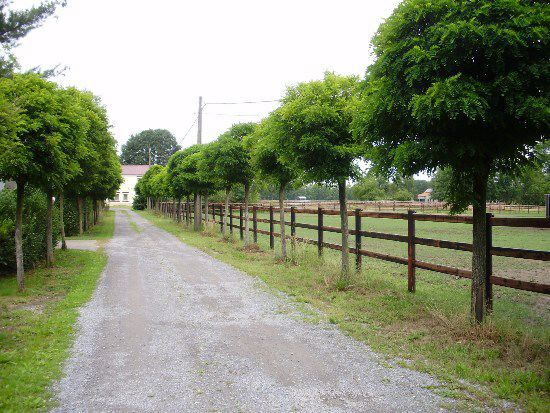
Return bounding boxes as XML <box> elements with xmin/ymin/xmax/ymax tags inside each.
<box><xmin>0</xmin><ymin>213</ymin><xmax>113</xmax><ymax>411</ymax></box>
<box><xmin>67</xmin><ymin>209</ymin><xmax>115</xmax><ymax>241</ymax></box>
<box><xmin>139</xmin><ymin>209</ymin><xmax>549</xmax><ymax>412</ymax></box>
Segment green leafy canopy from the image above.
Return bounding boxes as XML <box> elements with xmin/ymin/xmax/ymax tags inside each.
<box><xmin>352</xmin><ymin>0</ymin><xmax>549</xmax><ymax>211</ymax></box>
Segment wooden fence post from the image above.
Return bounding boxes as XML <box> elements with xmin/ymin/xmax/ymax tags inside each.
<box><xmin>253</xmin><ymin>206</ymin><xmax>258</xmax><ymax>244</ymax></box>
<box><xmin>239</xmin><ymin>205</ymin><xmax>244</xmax><ymax>240</ymax></box>
<box><xmin>229</xmin><ymin>204</ymin><xmax>233</xmax><ymax>235</ymax></box>
<box><xmin>485</xmin><ymin>213</ymin><xmax>493</xmax><ymax>313</ymax></box>
<box><xmin>407</xmin><ymin>210</ymin><xmax>416</xmax><ymax>293</ymax></box>
<box><xmin>317</xmin><ymin>207</ymin><xmax>323</xmax><ymax>256</ymax></box>
<box><xmin>269</xmin><ymin>205</ymin><xmax>274</xmax><ymax>250</ymax></box>
<box><xmin>219</xmin><ymin>204</ymin><xmax>223</xmax><ymax>233</ymax></box>
<box><xmin>355</xmin><ymin>209</ymin><xmax>362</xmax><ymax>272</ymax></box>
<box><xmin>291</xmin><ymin>206</ymin><xmax>296</xmax><ymax>256</ymax></box>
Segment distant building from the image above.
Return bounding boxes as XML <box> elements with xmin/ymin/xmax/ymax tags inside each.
<box><xmin>109</xmin><ymin>165</ymin><xmax>150</xmax><ymax>205</ymax></box>
<box><xmin>0</xmin><ymin>181</ymin><xmax>16</xmax><ymax>191</ymax></box>
<box><xmin>417</xmin><ymin>188</ymin><xmax>433</xmax><ymax>202</ymax></box>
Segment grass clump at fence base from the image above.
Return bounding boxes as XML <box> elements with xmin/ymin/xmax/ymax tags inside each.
<box><xmin>138</xmin><ymin>209</ymin><xmax>550</xmax><ymax>412</ymax></box>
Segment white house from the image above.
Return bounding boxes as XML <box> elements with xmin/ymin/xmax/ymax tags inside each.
<box><xmin>110</xmin><ymin>165</ymin><xmax>150</xmax><ymax>205</ymax></box>
<box><xmin>417</xmin><ymin>188</ymin><xmax>433</xmax><ymax>202</ymax></box>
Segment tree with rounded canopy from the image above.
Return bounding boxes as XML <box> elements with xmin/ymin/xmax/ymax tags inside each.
<box><xmin>166</xmin><ymin>148</ymin><xmax>194</xmax><ymax>223</ymax></box>
<box><xmin>200</xmin><ymin>123</ymin><xmax>256</xmax><ymax>242</ymax></box>
<box><xmin>167</xmin><ymin>145</ymin><xmax>217</xmax><ymax>230</ymax></box>
<box><xmin>41</xmin><ymin>86</ymin><xmax>89</xmax><ymax>265</ymax></box>
<box><xmin>64</xmin><ymin>89</ymin><xmax>121</xmax><ymax>237</ymax></box>
<box><xmin>135</xmin><ymin>164</ymin><xmax>164</xmax><ymax>209</ymax></box>
<box><xmin>248</xmin><ymin>113</ymin><xmax>301</xmax><ymax>259</ymax></box>
<box><xmin>0</xmin><ymin>73</ymin><xmax>76</xmax><ymax>289</ymax></box>
<box><xmin>120</xmin><ymin>129</ymin><xmax>180</xmax><ymax>166</ymax></box>
<box><xmin>276</xmin><ymin>72</ymin><xmax>361</xmax><ymax>281</ymax></box>
<box><xmin>352</xmin><ymin>0</ymin><xmax>549</xmax><ymax>323</ymax></box>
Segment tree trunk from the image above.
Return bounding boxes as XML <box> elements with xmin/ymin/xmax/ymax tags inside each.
<box><xmin>244</xmin><ymin>183</ymin><xmax>250</xmax><ymax>245</ymax></box>
<box><xmin>223</xmin><ymin>188</ymin><xmax>230</xmax><ymax>237</ymax></box>
<box><xmin>83</xmin><ymin>199</ymin><xmax>89</xmax><ymax>231</ymax></box>
<box><xmin>279</xmin><ymin>184</ymin><xmax>287</xmax><ymax>260</ymax></box>
<box><xmin>46</xmin><ymin>190</ymin><xmax>54</xmax><ymax>266</ymax></box>
<box><xmin>15</xmin><ymin>180</ymin><xmax>25</xmax><ymax>292</ymax></box>
<box><xmin>338</xmin><ymin>180</ymin><xmax>350</xmax><ymax>282</ymax></box>
<box><xmin>471</xmin><ymin>170</ymin><xmax>489</xmax><ymax>324</ymax></box>
<box><xmin>177</xmin><ymin>198</ymin><xmax>181</xmax><ymax>223</ymax></box>
<box><xmin>60</xmin><ymin>192</ymin><xmax>67</xmax><ymax>250</ymax></box>
<box><xmin>93</xmin><ymin>199</ymin><xmax>98</xmax><ymax>225</ymax></box>
<box><xmin>77</xmin><ymin>197</ymin><xmax>83</xmax><ymax>235</ymax></box>
<box><xmin>204</xmin><ymin>192</ymin><xmax>209</xmax><ymax>224</ymax></box>
<box><xmin>193</xmin><ymin>193</ymin><xmax>201</xmax><ymax>231</ymax></box>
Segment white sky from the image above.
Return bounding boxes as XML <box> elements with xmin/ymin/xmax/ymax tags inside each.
<box><xmin>13</xmin><ymin>0</ymin><xmax>402</xmax><ymax>152</ymax></box>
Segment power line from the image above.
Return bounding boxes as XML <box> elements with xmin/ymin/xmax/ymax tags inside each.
<box><xmin>204</xmin><ymin>99</ymin><xmax>280</xmax><ymax>105</ymax></box>
<box><xmin>205</xmin><ymin>113</ymin><xmax>265</xmax><ymax>117</ymax></box>
<box><xmin>180</xmin><ymin>113</ymin><xmax>198</xmax><ymax>143</ymax></box>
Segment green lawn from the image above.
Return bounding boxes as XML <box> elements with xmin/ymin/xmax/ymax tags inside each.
<box><xmin>67</xmin><ymin>209</ymin><xmax>115</xmax><ymax>240</ymax></box>
<box><xmin>0</xmin><ymin>212</ymin><xmax>113</xmax><ymax>412</ymax></box>
<box><xmin>139</xmin><ymin>209</ymin><xmax>550</xmax><ymax>412</ymax></box>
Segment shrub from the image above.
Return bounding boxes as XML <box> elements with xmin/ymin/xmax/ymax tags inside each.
<box><xmin>0</xmin><ymin>187</ymin><xmax>60</xmax><ymax>274</ymax></box>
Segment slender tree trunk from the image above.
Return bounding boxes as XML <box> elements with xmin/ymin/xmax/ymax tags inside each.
<box><xmin>244</xmin><ymin>183</ymin><xmax>251</xmax><ymax>245</ymax></box>
<box><xmin>177</xmin><ymin>198</ymin><xmax>181</xmax><ymax>223</ymax></box>
<box><xmin>83</xmin><ymin>199</ymin><xmax>89</xmax><ymax>231</ymax></box>
<box><xmin>279</xmin><ymin>183</ymin><xmax>287</xmax><ymax>259</ymax></box>
<box><xmin>77</xmin><ymin>197</ymin><xmax>83</xmax><ymax>235</ymax></box>
<box><xmin>338</xmin><ymin>180</ymin><xmax>350</xmax><ymax>282</ymax></box>
<box><xmin>46</xmin><ymin>190</ymin><xmax>54</xmax><ymax>266</ymax></box>
<box><xmin>471</xmin><ymin>170</ymin><xmax>489</xmax><ymax>324</ymax></box>
<box><xmin>204</xmin><ymin>192</ymin><xmax>209</xmax><ymax>224</ymax></box>
<box><xmin>186</xmin><ymin>196</ymin><xmax>191</xmax><ymax>226</ymax></box>
<box><xmin>15</xmin><ymin>180</ymin><xmax>25</xmax><ymax>292</ymax></box>
<box><xmin>223</xmin><ymin>188</ymin><xmax>230</xmax><ymax>237</ymax></box>
<box><xmin>60</xmin><ymin>192</ymin><xmax>67</xmax><ymax>250</ymax></box>
<box><xmin>93</xmin><ymin>199</ymin><xmax>98</xmax><ymax>225</ymax></box>
<box><xmin>193</xmin><ymin>193</ymin><xmax>200</xmax><ymax>231</ymax></box>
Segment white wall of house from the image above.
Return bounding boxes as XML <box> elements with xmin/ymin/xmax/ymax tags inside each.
<box><xmin>109</xmin><ymin>174</ymin><xmax>142</xmax><ymax>205</ymax></box>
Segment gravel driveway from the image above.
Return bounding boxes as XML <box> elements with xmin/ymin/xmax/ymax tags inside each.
<box><xmin>53</xmin><ymin>209</ymin><xmax>455</xmax><ymax>412</ymax></box>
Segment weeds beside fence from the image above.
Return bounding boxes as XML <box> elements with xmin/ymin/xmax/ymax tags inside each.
<box><xmin>153</xmin><ymin>201</ymin><xmax>550</xmax><ymax>305</ymax></box>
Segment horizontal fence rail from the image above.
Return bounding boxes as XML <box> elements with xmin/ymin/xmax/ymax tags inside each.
<box><xmin>154</xmin><ymin>201</ymin><xmax>550</xmax><ymax>298</ymax></box>
<box><xmin>255</xmin><ymin>200</ymin><xmax>547</xmax><ymax>214</ymax></box>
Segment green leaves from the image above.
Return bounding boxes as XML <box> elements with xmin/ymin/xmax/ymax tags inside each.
<box><xmin>354</xmin><ymin>0</ymin><xmax>549</xmax><ymax>212</ymax></box>
<box><xmin>277</xmin><ymin>72</ymin><xmax>361</xmax><ymax>185</ymax></box>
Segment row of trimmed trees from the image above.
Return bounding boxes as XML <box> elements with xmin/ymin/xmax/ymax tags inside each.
<box><xmin>0</xmin><ymin>73</ymin><xmax>122</xmax><ymax>291</ymax></box>
<box><xmin>138</xmin><ymin>0</ymin><xmax>547</xmax><ymax>323</ymax></box>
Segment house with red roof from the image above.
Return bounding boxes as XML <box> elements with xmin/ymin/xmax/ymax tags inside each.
<box><xmin>109</xmin><ymin>165</ymin><xmax>150</xmax><ymax>205</ymax></box>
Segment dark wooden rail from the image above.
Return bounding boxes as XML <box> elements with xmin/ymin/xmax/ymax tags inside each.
<box><xmin>155</xmin><ymin>201</ymin><xmax>550</xmax><ymax>297</ymax></box>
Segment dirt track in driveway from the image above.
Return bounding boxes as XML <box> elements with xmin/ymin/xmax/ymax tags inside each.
<box><xmin>53</xmin><ymin>209</ymin><xmax>459</xmax><ymax>412</ymax></box>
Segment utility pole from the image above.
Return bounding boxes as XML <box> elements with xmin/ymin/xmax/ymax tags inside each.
<box><xmin>197</xmin><ymin>96</ymin><xmax>203</xmax><ymax>145</ymax></box>
<box><xmin>197</xmin><ymin>96</ymin><xmax>203</xmax><ymax>226</ymax></box>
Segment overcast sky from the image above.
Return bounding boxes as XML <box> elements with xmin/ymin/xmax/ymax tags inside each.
<box><xmin>13</xmin><ymin>0</ymin><xmax>402</xmax><ymax>151</ymax></box>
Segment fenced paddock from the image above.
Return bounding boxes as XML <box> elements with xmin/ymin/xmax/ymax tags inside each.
<box><xmin>155</xmin><ymin>201</ymin><xmax>550</xmax><ymax>308</ymax></box>
<box><xmin>257</xmin><ymin>200</ymin><xmax>547</xmax><ymax>215</ymax></box>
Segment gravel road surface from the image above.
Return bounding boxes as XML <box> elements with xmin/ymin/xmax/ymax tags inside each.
<box><xmin>53</xmin><ymin>209</ymin><xmax>456</xmax><ymax>412</ymax></box>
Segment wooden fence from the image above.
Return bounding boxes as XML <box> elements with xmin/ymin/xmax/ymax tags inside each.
<box><xmin>154</xmin><ymin>201</ymin><xmax>550</xmax><ymax>304</ymax></box>
<box><xmin>256</xmin><ymin>200</ymin><xmax>547</xmax><ymax>214</ymax></box>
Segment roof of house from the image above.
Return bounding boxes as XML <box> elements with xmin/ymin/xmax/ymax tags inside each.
<box><xmin>417</xmin><ymin>188</ymin><xmax>434</xmax><ymax>198</ymax></box>
<box><xmin>121</xmin><ymin>165</ymin><xmax>151</xmax><ymax>176</ymax></box>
